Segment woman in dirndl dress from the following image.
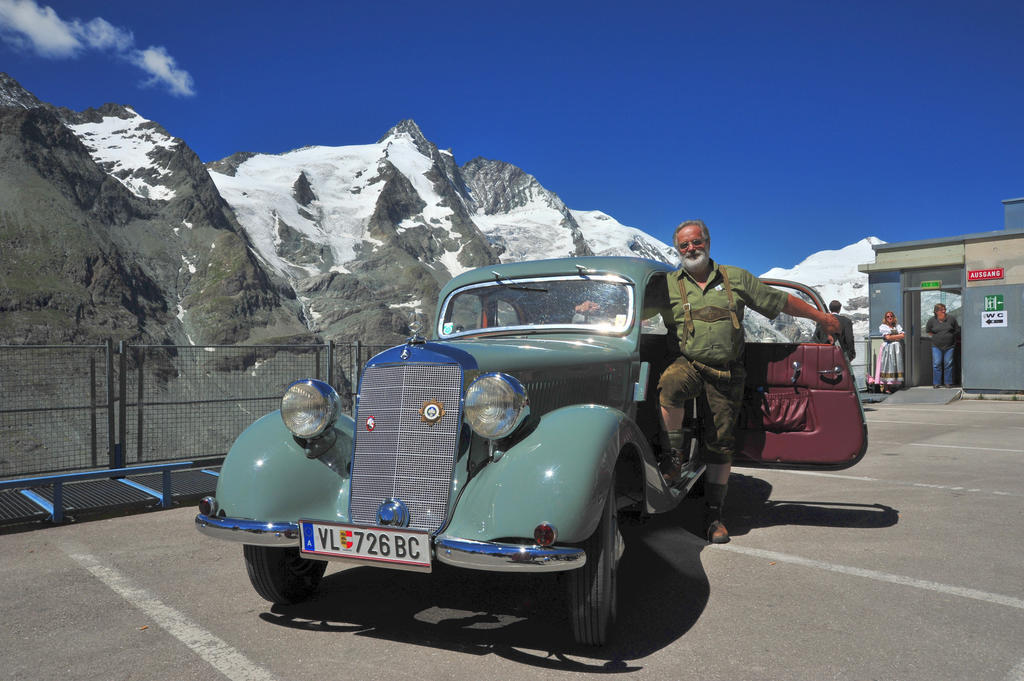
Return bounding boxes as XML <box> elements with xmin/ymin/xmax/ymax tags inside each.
<box><xmin>873</xmin><ymin>311</ymin><xmax>905</xmax><ymax>393</ymax></box>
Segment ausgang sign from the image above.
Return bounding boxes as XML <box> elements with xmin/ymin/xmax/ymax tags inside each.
<box><xmin>968</xmin><ymin>268</ymin><xmax>1004</xmax><ymax>281</ymax></box>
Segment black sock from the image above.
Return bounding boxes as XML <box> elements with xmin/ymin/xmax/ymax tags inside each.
<box><xmin>704</xmin><ymin>482</ymin><xmax>728</xmax><ymax>520</ymax></box>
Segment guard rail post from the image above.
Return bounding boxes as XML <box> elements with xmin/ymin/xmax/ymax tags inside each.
<box><xmin>106</xmin><ymin>338</ymin><xmax>116</xmax><ymax>469</ymax></box>
<box><xmin>116</xmin><ymin>340</ymin><xmax>127</xmax><ymax>469</ymax></box>
<box><xmin>327</xmin><ymin>340</ymin><xmax>334</xmax><ymax>388</ymax></box>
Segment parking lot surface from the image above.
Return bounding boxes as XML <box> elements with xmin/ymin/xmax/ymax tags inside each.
<box><xmin>2</xmin><ymin>399</ymin><xmax>1023</xmax><ymax>681</ymax></box>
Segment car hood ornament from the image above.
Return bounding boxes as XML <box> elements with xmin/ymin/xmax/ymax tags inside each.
<box><xmin>401</xmin><ymin>310</ymin><xmax>427</xmax><ymax>359</ymax></box>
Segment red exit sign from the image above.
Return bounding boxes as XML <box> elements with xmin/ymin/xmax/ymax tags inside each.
<box><xmin>968</xmin><ymin>268</ymin><xmax>1004</xmax><ymax>281</ymax></box>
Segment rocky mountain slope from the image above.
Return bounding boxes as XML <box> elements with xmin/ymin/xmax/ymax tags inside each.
<box><xmin>1</xmin><ymin>72</ymin><xmax>878</xmax><ymax>349</ymax></box>
<box><xmin>206</xmin><ymin>118</ymin><xmax>680</xmax><ymax>342</ymax></box>
<box><xmin>0</xmin><ymin>73</ymin><xmax>310</xmax><ymax>346</ymax></box>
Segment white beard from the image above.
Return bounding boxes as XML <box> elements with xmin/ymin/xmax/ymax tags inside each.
<box><xmin>681</xmin><ymin>250</ymin><xmax>710</xmax><ymax>276</ymax></box>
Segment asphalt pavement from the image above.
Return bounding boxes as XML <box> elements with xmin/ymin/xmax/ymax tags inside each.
<box><xmin>2</xmin><ymin>399</ymin><xmax>1023</xmax><ymax>681</ymax></box>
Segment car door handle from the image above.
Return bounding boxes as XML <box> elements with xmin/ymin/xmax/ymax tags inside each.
<box><xmin>818</xmin><ymin>365</ymin><xmax>844</xmax><ymax>377</ymax></box>
<box><xmin>791</xmin><ymin>361</ymin><xmax>802</xmax><ymax>384</ymax></box>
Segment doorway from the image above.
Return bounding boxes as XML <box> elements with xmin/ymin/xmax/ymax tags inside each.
<box><xmin>905</xmin><ymin>288</ymin><xmax>962</xmax><ymax>386</ymax></box>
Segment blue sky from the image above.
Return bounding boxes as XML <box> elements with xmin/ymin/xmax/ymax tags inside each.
<box><xmin>1</xmin><ymin>0</ymin><xmax>1022</xmax><ymax>273</ymax></box>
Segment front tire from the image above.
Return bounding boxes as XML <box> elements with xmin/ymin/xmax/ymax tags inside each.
<box><xmin>243</xmin><ymin>545</ymin><xmax>327</xmax><ymax>604</ymax></box>
<box><xmin>567</xmin><ymin>474</ymin><xmax>621</xmax><ymax>646</ymax></box>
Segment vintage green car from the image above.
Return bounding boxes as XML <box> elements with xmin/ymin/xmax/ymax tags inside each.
<box><xmin>195</xmin><ymin>256</ymin><xmax>867</xmax><ymax>645</ymax></box>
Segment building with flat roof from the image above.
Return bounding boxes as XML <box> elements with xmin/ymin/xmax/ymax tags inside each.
<box><xmin>858</xmin><ymin>197</ymin><xmax>1024</xmax><ymax>392</ymax></box>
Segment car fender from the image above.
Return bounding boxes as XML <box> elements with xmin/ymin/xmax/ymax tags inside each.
<box><xmin>214</xmin><ymin>411</ymin><xmax>354</xmax><ymax>523</ymax></box>
<box><xmin>444</xmin><ymin>404</ymin><xmax>646</xmax><ymax>544</ymax></box>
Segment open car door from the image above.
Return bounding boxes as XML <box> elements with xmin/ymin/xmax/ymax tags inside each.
<box><xmin>734</xmin><ymin>279</ymin><xmax>867</xmax><ymax>470</ymax></box>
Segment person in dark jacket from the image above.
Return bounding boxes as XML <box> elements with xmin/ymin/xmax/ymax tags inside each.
<box><xmin>926</xmin><ymin>303</ymin><xmax>960</xmax><ymax>387</ymax></box>
<box><xmin>814</xmin><ymin>300</ymin><xmax>856</xmax><ymax>361</ymax></box>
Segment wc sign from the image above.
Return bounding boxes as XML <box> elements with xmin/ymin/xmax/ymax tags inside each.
<box><xmin>982</xmin><ymin>295</ymin><xmax>1006</xmax><ymax>327</ymax></box>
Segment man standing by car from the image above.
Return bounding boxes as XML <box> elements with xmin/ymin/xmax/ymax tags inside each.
<box><xmin>925</xmin><ymin>303</ymin><xmax>960</xmax><ymax>388</ymax></box>
<box><xmin>658</xmin><ymin>220</ymin><xmax>839</xmax><ymax>543</ymax></box>
<box><xmin>813</xmin><ymin>300</ymin><xmax>856</xmax><ymax>361</ymax></box>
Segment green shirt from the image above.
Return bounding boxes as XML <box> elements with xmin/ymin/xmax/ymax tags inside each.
<box><xmin>662</xmin><ymin>260</ymin><xmax>788</xmax><ymax>365</ymax></box>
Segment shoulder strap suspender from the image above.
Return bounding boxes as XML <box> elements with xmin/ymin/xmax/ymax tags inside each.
<box><xmin>677</xmin><ymin>268</ymin><xmax>742</xmax><ymax>335</ymax></box>
<box><xmin>718</xmin><ymin>267</ymin><xmax>741</xmax><ymax>330</ymax></box>
<box><xmin>676</xmin><ymin>275</ymin><xmax>694</xmax><ymax>337</ymax></box>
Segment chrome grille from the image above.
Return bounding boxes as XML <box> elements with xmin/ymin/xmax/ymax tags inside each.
<box><xmin>350</xmin><ymin>363</ymin><xmax>463</xmax><ymax>533</ymax></box>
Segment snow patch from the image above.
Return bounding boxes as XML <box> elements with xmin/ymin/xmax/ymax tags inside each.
<box><xmin>210</xmin><ymin>142</ymin><xmax>390</xmax><ymax>278</ymax></box>
<box><xmin>68</xmin><ymin>108</ymin><xmax>179</xmax><ymax>201</ymax></box>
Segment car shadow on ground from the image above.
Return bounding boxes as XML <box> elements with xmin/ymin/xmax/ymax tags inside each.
<box><xmin>257</xmin><ymin>479</ymin><xmax>897</xmax><ymax>669</ymax></box>
<box><xmin>723</xmin><ymin>472</ymin><xmax>900</xmax><ymax>540</ymax></box>
<box><xmin>259</xmin><ymin>501</ymin><xmax>713</xmax><ymax>669</ymax></box>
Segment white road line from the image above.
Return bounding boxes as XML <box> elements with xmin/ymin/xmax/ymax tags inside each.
<box><xmin>876</xmin><ymin>405</ymin><xmax>1024</xmax><ymax>414</ymax></box>
<box><xmin>765</xmin><ymin>468</ymin><xmax>1021</xmax><ymax>498</ymax></box>
<box><xmin>715</xmin><ymin>543</ymin><xmax>1024</xmax><ymax>611</ymax></box>
<box><xmin>66</xmin><ymin>551</ymin><xmax>277</xmax><ymax>681</ymax></box>
<box><xmin>868</xmin><ymin>418</ymin><xmax>1024</xmax><ymax>430</ymax></box>
<box><xmin>908</xmin><ymin>442</ymin><xmax>1024</xmax><ymax>453</ymax></box>
<box><xmin>867</xmin><ymin>418</ymin><xmax>959</xmax><ymax>425</ymax></box>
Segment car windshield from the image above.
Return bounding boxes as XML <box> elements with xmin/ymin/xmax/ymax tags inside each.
<box><xmin>437</xmin><ymin>275</ymin><xmax>634</xmax><ymax>338</ymax></box>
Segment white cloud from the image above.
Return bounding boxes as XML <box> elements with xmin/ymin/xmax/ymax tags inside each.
<box><xmin>79</xmin><ymin>17</ymin><xmax>133</xmax><ymax>52</ymax></box>
<box><xmin>0</xmin><ymin>0</ymin><xmax>79</xmax><ymax>56</ymax></box>
<box><xmin>0</xmin><ymin>0</ymin><xmax>194</xmax><ymax>97</ymax></box>
<box><xmin>131</xmin><ymin>45</ymin><xmax>195</xmax><ymax>97</ymax></box>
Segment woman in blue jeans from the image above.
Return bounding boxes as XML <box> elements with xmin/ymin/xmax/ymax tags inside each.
<box><xmin>926</xmin><ymin>303</ymin><xmax>960</xmax><ymax>387</ymax></box>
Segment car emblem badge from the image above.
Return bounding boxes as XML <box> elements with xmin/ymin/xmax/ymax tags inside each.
<box><xmin>377</xmin><ymin>498</ymin><xmax>410</xmax><ymax>527</ymax></box>
<box><xmin>419</xmin><ymin>400</ymin><xmax>445</xmax><ymax>426</ymax></box>
<box><xmin>365</xmin><ymin>415</ymin><xmax>376</xmax><ymax>431</ymax></box>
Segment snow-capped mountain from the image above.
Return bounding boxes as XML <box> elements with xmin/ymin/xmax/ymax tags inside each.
<box><xmin>67</xmin><ymin>105</ymin><xmax>182</xmax><ymax>201</ymax></box>
<box><xmin>2</xmin><ymin>69</ymin><xmax>681</xmax><ymax>346</ymax></box>
<box><xmin>0</xmin><ymin>73</ymin><xmax>310</xmax><ymax>346</ymax></box>
<box><xmin>761</xmin><ymin>237</ymin><xmax>884</xmax><ymax>339</ymax></box>
<box><xmin>205</xmin><ymin>119</ymin><xmax>680</xmax><ymax>340</ymax></box>
<box><xmin>0</xmin><ymin>71</ymin><xmax>880</xmax><ymax>351</ymax></box>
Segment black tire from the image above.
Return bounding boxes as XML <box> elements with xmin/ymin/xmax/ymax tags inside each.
<box><xmin>567</xmin><ymin>474</ymin><xmax>620</xmax><ymax>646</ymax></box>
<box><xmin>242</xmin><ymin>545</ymin><xmax>327</xmax><ymax>604</ymax></box>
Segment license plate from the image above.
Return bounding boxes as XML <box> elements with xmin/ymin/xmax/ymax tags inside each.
<box><xmin>299</xmin><ymin>520</ymin><xmax>432</xmax><ymax>572</ymax></box>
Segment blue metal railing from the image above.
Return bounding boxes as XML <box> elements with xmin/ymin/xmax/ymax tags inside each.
<box><xmin>0</xmin><ymin>461</ymin><xmax>200</xmax><ymax>523</ymax></box>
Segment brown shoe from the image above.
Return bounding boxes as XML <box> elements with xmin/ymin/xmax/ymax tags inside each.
<box><xmin>660</xmin><ymin>448</ymin><xmax>687</xmax><ymax>486</ymax></box>
<box><xmin>707</xmin><ymin>520</ymin><xmax>730</xmax><ymax>544</ymax></box>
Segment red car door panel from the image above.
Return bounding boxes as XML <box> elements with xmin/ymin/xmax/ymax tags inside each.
<box><xmin>733</xmin><ymin>281</ymin><xmax>868</xmax><ymax>470</ymax></box>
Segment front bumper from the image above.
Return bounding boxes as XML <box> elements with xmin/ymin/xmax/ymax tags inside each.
<box><xmin>195</xmin><ymin>513</ymin><xmax>585</xmax><ymax>572</ymax></box>
<box><xmin>195</xmin><ymin>513</ymin><xmax>301</xmax><ymax>546</ymax></box>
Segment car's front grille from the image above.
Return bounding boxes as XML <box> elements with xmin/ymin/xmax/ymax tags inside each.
<box><xmin>349</xmin><ymin>363</ymin><xmax>463</xmax><ymax>533</ymax></box>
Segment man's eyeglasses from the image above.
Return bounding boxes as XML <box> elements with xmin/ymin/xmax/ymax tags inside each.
<box><xmin>676</xmin><ymin>238</ymin><xmax>706</xmax><ymax>251</ymax></box>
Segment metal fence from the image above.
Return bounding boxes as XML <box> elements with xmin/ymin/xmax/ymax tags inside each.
<box><xmin>0</xmin><ymin>340</ymin><xmax>392</xmax><ymax>479</ymax></box>
<box><xmin>0</xmin><ymin>344</ymin><xmax>113</xmax><ymax>476</ymax></box>
<box><xmin>1</xmin><ymin>337</ymin><xmax>877</xmax><ymax>480</ymax></box>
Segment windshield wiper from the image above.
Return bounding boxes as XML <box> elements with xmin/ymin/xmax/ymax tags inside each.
<box><xmin>491</xmin><ymin>272</ymin><xmax>547</xmax><ymax>292</ymax></box>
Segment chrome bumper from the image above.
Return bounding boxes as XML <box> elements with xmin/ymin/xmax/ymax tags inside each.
<box><xmin>195</xmin><ymin>513</ymin><xmax>585</xmax><ymax>572</ymax></box>
<box><xmin>195</xmin><ymin>513</ymin><xmax>300</xmax><ymax>546</ymax></box>
<box><xmin>434</xmin><ymin>536</ymin><xmax>585</xmax><ymax>572</ymax></box>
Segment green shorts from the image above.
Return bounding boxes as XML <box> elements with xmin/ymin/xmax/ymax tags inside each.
<box><xmin>658</xmin><ymin>356</ymin><xmax>746</xmax><ymax>465</ymax></box>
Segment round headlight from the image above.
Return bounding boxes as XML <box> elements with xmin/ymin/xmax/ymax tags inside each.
<box><xmin>464</xmin><ymin>373</ymin><xmax>529</xmax><ymax>440</ymax></box>
<box><xmin>281</xmin><ymin>379</ymin><xmax>340</xmax><ymax>439</ymax></box>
